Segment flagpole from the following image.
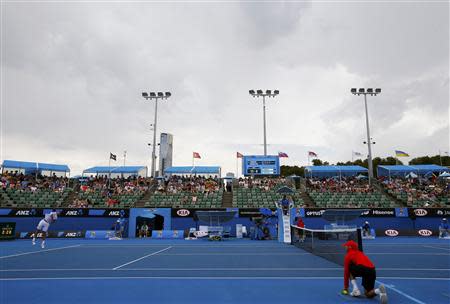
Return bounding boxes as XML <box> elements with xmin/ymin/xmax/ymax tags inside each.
<box><xmin>236</xmin><ymin>157</ymin><xmax>238</xmax><ymax>178</ymax></box>
<box><xmin>108</xmin><ymin>155</ymin><xmax>111</xmax><ymax>189</ymax></box>
<box><xmin>439</xmin><ymin>150</ymin><xmax>442</xmax><ymax>166</ymax></box>
<box><xmin>352</xmin><ymin>151</ymin><xmax>354</xmax><ymax>163</ymax></box>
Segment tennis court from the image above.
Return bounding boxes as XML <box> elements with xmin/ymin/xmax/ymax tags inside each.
<box><xmin>1</xmin><ymin>237</ymin><xmax>449</xmax><ymax>304</ymax></box>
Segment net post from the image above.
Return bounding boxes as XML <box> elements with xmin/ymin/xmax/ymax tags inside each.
<box><xmin>356</xmin><ymin>228</ymin><xmax>363</xmax><ymax>252</ymax></box>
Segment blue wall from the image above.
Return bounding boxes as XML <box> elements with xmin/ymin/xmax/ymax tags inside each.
<box><xmin>1</xmin><ymin>208</ymin><xmax>445</xmax><ymax>237</ymax></box>
<box><xmin>0</xmin><ymin>217</ymin><xmax>118</xmax><ymax>232</ymax></box>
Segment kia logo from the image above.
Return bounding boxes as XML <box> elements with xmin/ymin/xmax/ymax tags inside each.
<box><xmin>385</xmin><ymin>229</ymin><xmax>399</xmax><ymax>237</ymax></box>
<box><xmin>414</xmin><ymin>209</ymin><xmax>427</xmax><ymax>216</ymax></box>
<box><xmin>418</xmin><ymin>229</ymin><xmax>432</xmax><ymax>237</ymax></box>
<box><xmin>176</xmin><ymin>209</ymin><xmax>190</xmax><ymax>216</ymax></box>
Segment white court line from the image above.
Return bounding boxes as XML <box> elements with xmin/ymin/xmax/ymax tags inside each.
<box><xmin>1</xmin><ymin>267</ymin><xmax>449</xmax><ymax>272</ymax></box>
<box><xmin>81</xmin><ymin>245</ymin><xmax>297</xmax><ymax>248</ymax></box>
<box><xmin>158</xmin><ymin>253</ymin><xmax>308</xmax><ymax>256</ymax></box>
<box><xmin>0</xmin><ymin>245</ymin><xmax>81</xmax><ymax>259</ymax></box>
<box><xmin>377</xmin><ymin>280</ymin><xmax>426</xmax><ymax>304</ymax></box>
<box><xmin>112</xmin><ymin>246</ymin><xmax>172</xmax><ymax>270</ymax></box>
<box><xmin>1</xmin><ymin>276</ymin><xmax>449</xmax><ymax>281</ymax></box>
<box><xmin>422</xmin><ymin>245</ymin><xmax>450</xmax><ymax>251</ymax></box>
<box><xmin>155</xmin><ymin>252</ymin><xmax>449</xmax><ymax>256</ymax></box>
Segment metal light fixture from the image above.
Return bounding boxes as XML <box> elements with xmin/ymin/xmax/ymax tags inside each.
<box><xmin>248</xmin><ymin>89</ymin><xmax>280</xmax><ymax>156</ymax></box>
<box><xmin>142</xmin><ymin>90</ymin><xmax>172</xmax><ymax>177</ymax></box>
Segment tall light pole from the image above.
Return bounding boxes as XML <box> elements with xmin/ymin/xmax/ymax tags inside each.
<box><xmin>142</xmin><ymin>91</ymin><xmax>171</xmax><ymax>177</ymax></box>
<box><xmin>249</xmin><ymin>89</ymin><xmax>280</xmax><ymax>156</ymax></box>
<box><xmin>351</xmin><ymin>88</ymin><xmax>381</xmax><ymax>185</ymax></box>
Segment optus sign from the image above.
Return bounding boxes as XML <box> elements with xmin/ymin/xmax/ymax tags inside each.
<box><xmin>418</xmin><ymin>229</ymin><xmax>432</xmax><ymax>237</ymax></box>
<box><xmin>384</xmin><ymin>229</ymin><xmax>399</xmax><ymax>237</ymax></box>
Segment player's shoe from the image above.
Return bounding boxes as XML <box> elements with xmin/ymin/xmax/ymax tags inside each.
<box><xmin>32</xmin><ymin>238</ymin><xmax>36</xmax><ymax>246</ymax></box>
<box><xmin>41</xmin><ymin>242</ymin><xmax>45</xmax><ymax>249</ymax></box>
<box><xmin>350</xmin><ymin>289</ymin><xmax>361</xmax><ymax>297</ymax></box>
<box><xmin>378</xmin><ymin>284</ymin><xmax>388</xmax><ymax>304</ymax></box>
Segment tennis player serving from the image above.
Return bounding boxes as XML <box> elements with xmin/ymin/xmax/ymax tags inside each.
<box><xmin>342</xmin><ymin>240</ymin><xmax>388</xmax><ymax>303</ymax></box>
<box><xmin>32</xmin><ymin>209</ymin><xmax>58</xmax><ymax>248</ymax></box>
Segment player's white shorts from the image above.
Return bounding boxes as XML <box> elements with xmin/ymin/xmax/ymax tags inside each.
<box><xmin>37</xmin><ymin>220</ymin><xmax>50</xmax><ymax>232</ymax></box>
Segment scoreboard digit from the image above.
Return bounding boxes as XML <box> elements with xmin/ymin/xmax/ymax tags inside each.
<box><xmin>0</xmin><ymin>222</ymin><xmax>16</xmax><ymax>240</ymax></box>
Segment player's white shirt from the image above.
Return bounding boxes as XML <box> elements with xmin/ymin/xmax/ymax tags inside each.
<box><xmin>44</xmin><ymin>212</ymin><xmax>58</xmax><ymax>223</ymax></box>
<box><xmin>37</xmin><ymin>212</ymin><xmax>57</xmax><ymax>232</ymax></box>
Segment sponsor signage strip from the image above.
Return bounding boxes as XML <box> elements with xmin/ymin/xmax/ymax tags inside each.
<box><xmin>18</xmin><ymin>231</ymin><xmax>86</xmax><ymax>239</ymax></box>
<box><xmin>0</xmin><ymin>208</ymin><xmax>129</xmax><ymax>218</ymax></box>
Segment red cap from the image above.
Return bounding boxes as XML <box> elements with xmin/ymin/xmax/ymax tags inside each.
<box><xmin>342</xmin><ymin>240</ymin><xmax>358</xmax><ymax>250</ymax></box>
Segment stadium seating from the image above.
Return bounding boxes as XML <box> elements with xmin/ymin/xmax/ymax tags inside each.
<box><xmin>308</xmin><ymin>190</ymin><xmax>396</xmax><ymax>208</ymax></box>
<box><xmin>0</xmin><ymin>188</ymin><xmax>70</xmax><ymax>208</ymax></box>
<box><xmin>76</xmin><ymin>190</ymin><xmax>145</xmax><ymax>208</ymax></box>
<box><xmin>232</xmin><ymin>185</ymin><xmax>304</xmax><ymax>208</ymax></box>
<box><xmin>145</xmin><ymin>189</ymin><xmax>223</xmax><ymax>208</ymax></box>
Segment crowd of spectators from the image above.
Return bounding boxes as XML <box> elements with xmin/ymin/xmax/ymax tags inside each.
<box><xmin>156</xmin><ymin>175</ymin><xmax>221</xmax><ymax>195</ymax></box>
<box><xmin>68</xmin><ymin>198</ymin><xmax>90</xmax><ymax>208</ymax></box>
<box><xmin>0</xmin><ymin>172</ymin><xmax>68</xmax><ymax>193</ymax></box>
<box><xmin>380</xmin><ymin>176</ymin><xmax>449</xmax><ymax>207</ymax></box>
<box><xmin>237</xmin><ymin>177</ymin><xmax>289</xmax><ymax>191</ymax></box>
<box><xmin>307</xmin><ymin>177</ymin><xmax>374</xmax><ymax>193</ymax></box>
<box><xmin>79</xmin><ymin>176</ymin><xmax>150</xmax><ymax>196</ymax></box>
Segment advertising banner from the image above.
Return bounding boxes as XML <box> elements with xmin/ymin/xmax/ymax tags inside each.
<box><xmin>18</xmin><ymin>230</ymin><xmax>86</xmax><ymax>239</ymax></box>
<box><xmin>0</xmin><ymin>208</ymin><xmax>129</xmax><ymax>218</ymax></box>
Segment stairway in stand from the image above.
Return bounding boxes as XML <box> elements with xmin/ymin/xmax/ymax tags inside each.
<box><xmin>222</xmin><ymin>191</ymin><xmax>233</xmax><ymax>208</ymax></box>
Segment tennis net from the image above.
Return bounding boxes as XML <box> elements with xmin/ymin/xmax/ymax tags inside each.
<box><xmin>290</xmin><ymin>225</ymin><xmax>363</xmax><ymax>266</ymax></box>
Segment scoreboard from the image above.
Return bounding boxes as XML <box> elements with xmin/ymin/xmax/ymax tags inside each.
<box><xmin>0</xmin><ymin>222</ymin><xmax>16</xmax><ymax>240</ymax></box>
<box><xmin>242</xmin><ymin>155</ymin><xmax>280</xmax><ymax>176</ymax></box>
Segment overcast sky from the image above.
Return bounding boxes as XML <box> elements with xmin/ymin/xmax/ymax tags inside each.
<box><xmin>1</xmin><ymin>0</ymin><xmax>449</xmax><ymax>176</ymax></box>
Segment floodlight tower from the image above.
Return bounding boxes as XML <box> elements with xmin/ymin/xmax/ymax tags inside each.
<box><xmin>141</xmin><ymin>91</ymin><xmax>171</xmax><ymax>177</ymax></box>
<box><xmin>249</xmin><ymin>89</ymin><xmax>280</xmax><ymax>156</ymax></box>
<box><xmin>350</xmin><ymin>88</ymin><xmax>381</xmax><ymax>185</ymax></box>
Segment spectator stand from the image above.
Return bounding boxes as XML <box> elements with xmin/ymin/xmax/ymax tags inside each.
<box><xmin>378</xmin><ymin>165</ymin><xmax>450</xmax><ymax>208</ymax></box>
<box><xmin>304</xmin><ymin>165</ymin><xmax>396</xmax><ymax>208</ymax></box>
<box><xmin>0</xmin><ymin>160</ymin><xmax>70</xmax><ymax>208</ymax></box>
<box><xmin>76</xmin><ymin>166</ymin><xmax>150</xmax><ymax>208</ymax></box>
<box><xmin>233</xmin><ymin>177</ymin><xmax>303</xmax><ymax>209</ymax></box>
<box><xmin>147</xmin><ymin>166</ymin><xmax>222</xmax><ymax>208</ymax></box>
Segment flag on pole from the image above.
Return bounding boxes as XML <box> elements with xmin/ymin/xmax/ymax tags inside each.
<box><xmin>236</xmin><ymin>152</ymin><xmax>244</xmax><ymax>158</ymax></box>
<box><xmin>193</xmin><ymin>152</ymin><xmax>201</xmax><ymax>159</ymax></box>
<box><xmin>308</xmin><ymin>151</ymin><xmax>318</xmax><ymax>157</ymax></box>
<box><xmin>110</xmin><ymin>153</ymin><xmax>117</xmax><ymax>161</ymax></box>
<box><xmin>353</xmin><ymin>151</ymin><xmax>363</xmax><ymax>157</ymax></box>
<box><xmin>278</xmin><ymin>152</ymin><xmax>289</xmax><ymax>158</ymax></box>
<box><xmin>395</xmin><ymin>150</ymin><xmax>409</xmax><ymax>157</ymax></box>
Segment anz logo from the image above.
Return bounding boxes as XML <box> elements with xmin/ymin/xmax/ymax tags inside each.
<box><xmin>108</xmin><ymin>211</ymin><xmax>120</xmax><ymax>216</ymax></box>
<box><xmin>15</xmin><ymin>210</ymin><xmax>31</xmax><ymax>216</ymax></box>
<box><xmin>65</xmin><ymin>211</ymin><xmax>79</xmax><ymax>216</ymax></box>
<box><xmin>65</xmin><ymin>232</ymin><xmax>78</xmax><ymax>237</ymax></box>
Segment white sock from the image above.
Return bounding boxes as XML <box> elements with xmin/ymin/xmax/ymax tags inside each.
<box><xmin>351</xmin><ymin>280</ymin><xmax>359</xmax><ymax>290</ymax></box>
<box><xmin>374</xmin><ymin>288</ymin><xmax>381</xmax><ymax>295</ymax></box>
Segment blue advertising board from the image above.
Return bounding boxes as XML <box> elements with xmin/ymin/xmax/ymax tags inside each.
<box><xmin>242</xmin><ymin>155</ymin><xmax>280</xmax><ymax>176</ymax></box>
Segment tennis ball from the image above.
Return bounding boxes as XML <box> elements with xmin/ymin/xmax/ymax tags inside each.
<box><xmin>341</xmin><ymin>289</ymin><xmax>349</xmax><ymax>295</ymax></box>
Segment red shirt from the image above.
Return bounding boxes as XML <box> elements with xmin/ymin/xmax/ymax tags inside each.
<box><xmin>296</xmin><ymin>219</ymin><xmax>305</xmax><ymax>228</ymax></box>
<box><xmin>343</xmin><ymin>248</ymin><xmax>375</xmax><ymax>289</ymax></box>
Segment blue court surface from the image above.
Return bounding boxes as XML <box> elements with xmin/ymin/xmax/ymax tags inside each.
<box><xmin>1</xmin><ymin>237</ymin><xmax>449</xmax><ymax>304</ymax></box>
